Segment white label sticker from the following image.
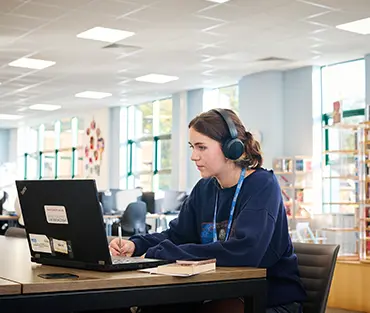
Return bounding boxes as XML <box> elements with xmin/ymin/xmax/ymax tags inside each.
<box><xmin>52</xmin><ymin>239</ymin><xmax>68</xmax><ymax>254</ymax></box>
<box><xmin>44</xmin><ymin>205</ymin><xmax>68</xmax><ymax>224</ymax></box>
<box><xmin>29</xmin><ymin>234</ymin><xmax>52</xmax><ymax>254</ymax></box>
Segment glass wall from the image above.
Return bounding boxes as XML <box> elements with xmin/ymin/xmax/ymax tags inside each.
<box><xmin>321</xmin><ymin>59</ymin><xmax>365</xmax><ymax>214</ymax></box>
<box><xmin>119</xmin><ymin>98</ymin><xmax>172</xmax><ymax>191</ymax></box>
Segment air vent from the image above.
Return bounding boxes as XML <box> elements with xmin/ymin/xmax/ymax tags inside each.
<box><xmin>256</xmin><ymin>57</ymin><xmax>292</xmax><ymax>62</ymax></box>
<box><xmin>102</xmin><ymin>43</ymin><xmax>142</xmax><ymax>55</ymax></box>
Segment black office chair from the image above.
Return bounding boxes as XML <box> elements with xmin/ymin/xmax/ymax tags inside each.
<box><xmin>4</xmin><ymin>227</ymin><xmax>26</xmax><ymax>238</ymax></box>
<box><xmin>141</xmin><ymin>191</ymin><xmax>155</xmax><ymax>214</ymax></box>
<box><xmin>98</xmin><ymin>189</ymin><xmax>122</xmax><ymax>215</ymax></box>
<box><xmin>294</xmin><ymin>242</ymin><xmax>340</xmax><ymax>313</ymax></box>
<box><xmin>0</xmin><ymin>191</ymin><xmax>9</xmax><ymax>235</ymax></box>
<box><xmin>112</xmin><ymin>201</ymin><xmax>150</xmax><ymax>237</ymax></box>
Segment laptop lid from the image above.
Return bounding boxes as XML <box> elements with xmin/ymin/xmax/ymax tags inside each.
<box><xmin>15</xmin><ymin>179</ymin><xmax>113</xmax><ymax>267</ymax></box>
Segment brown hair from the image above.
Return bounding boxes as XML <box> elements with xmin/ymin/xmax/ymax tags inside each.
<box><xmin>188</xmin><ymin>108</ymin><xmax>263</xmax><ymax>169</ymax></box>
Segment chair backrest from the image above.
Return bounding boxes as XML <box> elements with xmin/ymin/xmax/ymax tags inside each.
<box><xmin>98</xmin><ymin>189</ymin><xmax>123</xmax><ymax>214</ymax></box>
<box><xmin>120</xmin><ymin>201</ymin><xmax>147</xmax><ymax>235</ymax></box>
<box><xmin>4</xmin><ymin>227</ymin><xmax>27</xmax><ymax>238</ymax></box>
<box><xmin>294</xmin><ymin>243</ymin><xmax>340</xmax><ymax>313</ymax></box>
<box><xmin>141</xmin><ymin>191</ymin><xmax>155</xmax><ymax>214</ymax></box>
<box><xmin>162</xmin><ymin>190</ymin><xmax>187</xmax><ymax>213</ymax></box>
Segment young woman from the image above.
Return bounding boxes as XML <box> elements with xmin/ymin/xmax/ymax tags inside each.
<box><xmin>109</xmin><ymin>109</ymin><xmax>306</xmax><ymax>313</ymax></box>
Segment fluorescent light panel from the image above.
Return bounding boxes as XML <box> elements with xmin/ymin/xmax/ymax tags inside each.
<box><xmin>29</xmin><ymin>104</ymin><xmax>61</xmax><ymax>111</ymax></box>
<box><xmin>135</xmin><ymin>74</ymin><xmax>179</xmax><ymax>84</ymax></box>
<box><xmin>8</xmin><ymin>57</ymin><xmax>55</xmax><ymax>69</ymax></box>
<box><xmin>76</xmin><ymin>26</ymin><xmax>135</xmax><ymax>43</ymax></box>
<box><xmin>75</xmin><ymin>91</ymin><xmax>112</xmax><ymax>99</ymax></box>
<box><xmin>336</xmin><ymin>17</ymin><xmax>370</xmax><ymax>34</ymax></box>
<box><xmin>0</xmin><ymin>114</ymin><xmax>23</xmax><ymax>120</ymax></box>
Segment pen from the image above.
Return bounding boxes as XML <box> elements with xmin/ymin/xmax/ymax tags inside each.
<box><xmin>118</xmin><ymin>223</ymin><xmax>122</xmax><ymax>254</ymax></box>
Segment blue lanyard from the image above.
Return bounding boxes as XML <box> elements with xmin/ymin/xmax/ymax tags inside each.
<box><xmin>213</xmin><ymin>168</ymin><xmax>246</xmax><ymax>242</ymax></box>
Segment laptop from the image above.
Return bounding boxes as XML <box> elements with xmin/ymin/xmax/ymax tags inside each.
<box><xmin>15</xmin><ymin>179</ymin><xmax>170</xmax><ymax>272</ymax></box>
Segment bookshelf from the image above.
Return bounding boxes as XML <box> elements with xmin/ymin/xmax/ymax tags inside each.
<box><xmin>358</xmin><ymin>122</ymin><xmax>370</xmax><ymax>263</ymax></box>
<box><xmin>322</xmin><ymin>123</ymin><xmax>360</xmax><ymax>260</ymax></box>
<box><xmin>273</xmin><ymin>156</ymin><xmax>313</xmax><ymax>222</ymax></box>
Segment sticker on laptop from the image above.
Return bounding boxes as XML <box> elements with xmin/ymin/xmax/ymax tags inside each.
<box><xmin>52</xmin><ymin>238</ymin><xmax>68</xmax><ymax>254</ymax></box>
<box><xmin>44</xmin><ymin>205</ymin><xmax>69</xmax><ymax>224</ymax></box>
<box><xmin>29</xmin><ymin>234</ymin><xmax>52</xmax><ymax>254</ymax></box>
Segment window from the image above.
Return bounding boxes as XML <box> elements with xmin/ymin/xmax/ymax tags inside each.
<box><xmin>321</xmin><ymin>59</ymin><xmax>365</xmax><ymax>214</ymax></box>
<box><xmin>20</xmin><ymin>117</ymin><xmax>84</xmax><ymax>180</ymax></box>
<box><xmin>119</xmin><ymin>98</ymin><xmax>172</xmax><ymax>191</ymax></box>
<box><xmin>203</xmin><ymin>85</ymin><xmax>239</xmax><ymax>112</ymax></box>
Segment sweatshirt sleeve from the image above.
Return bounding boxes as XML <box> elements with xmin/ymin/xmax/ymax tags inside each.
<box><xmin>145</xmin><ymin>179</ymin><xmax>280</xmax><ymax>267</ymax></box>
<box><xmin>130</xmin><ymin>183</ymin><xmax>199</xmax><ymax>256</ymax></box>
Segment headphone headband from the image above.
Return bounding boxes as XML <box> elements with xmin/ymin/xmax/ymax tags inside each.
<box><xmin>212</xmin><ymin>108</ymin><xmax>238</xmax><ymax>139</ymax></box>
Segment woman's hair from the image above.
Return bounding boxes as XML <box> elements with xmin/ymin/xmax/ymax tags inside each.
<box><xmin>188</xmin><ymin>109</ymin><xmax>263</xmax><ymax>169</ymax></box>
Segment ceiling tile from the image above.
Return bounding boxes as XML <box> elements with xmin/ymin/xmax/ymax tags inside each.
<box><xmin>0</xmin><ymin>0</ymin><xmax>27</xmax><ymax>14</ymax></box>
<box><xmin>0</xmin><ymin>13</ymin><xmax>48</xmax><ymax>30</ymax></box>
<box><xmin>30</xmin><ymin>0</ymin><xmax>95</xmax><ymax>10</ymax></box>
<box><xmin>75</xmin><ymin>0</ymin><xmax>145</xmax><ymax>17</ymax></box>
<box><xmin>299</xmin><ymin>0</ymin><xmax>370</xmax><ymax>13</ymax></box>
<box><xmin>152</xmin><ymin>0</ymin><xmax>215</xmax><ymax>14</ymax></box>
<box><xmin>10</xmin><ymin>2</ymin><xmax>68</xmax><ymax>20</ymax></box>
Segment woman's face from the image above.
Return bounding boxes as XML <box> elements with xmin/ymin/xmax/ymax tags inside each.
<box><xmin>189</xmin><ymin>127</ymin><xmax>227</xmax><ymax>178</ymax></box>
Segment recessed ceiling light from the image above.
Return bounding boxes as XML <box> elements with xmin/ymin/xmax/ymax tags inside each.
<box><xmin>206</xmin><ymin>0</ymin><xmax>230</xmax><ymax>3</ymax></box>
<box><xmin>135</xmin><ymin>74</ymin><xmax>179</xmax><ymax>84</ymax></box>
<box><xmin>17</xmin><ymin>107</ymin><xmax>28</xmax><ymax>112</ymax></box>
<box><xmin>0</xmin><ymin>114</ymin><xmax>23</xmax><ymax>120</ymax></box>
<box><xmin>336</xmin><ymin>17</ymin><xmax>370</xmax><ymax>34</ymax></box>
<box><xmin>29</xmin><ymin>104</ymin><xmax>61</xmax><ymax>111</ymax></box>
<box><xmin>8</xmin><ymin>57</ymin><xmax>56</xmax><ymax>70</ymax></box>
<box><xmin>76</xmin><ymin>26</ymin><xmax>135</xmax><ymax>43</ymax></box>
<box><xmin>75</xmin><ymin>91</ymin><xmax>112</xmax><ymax>99</ymax></box>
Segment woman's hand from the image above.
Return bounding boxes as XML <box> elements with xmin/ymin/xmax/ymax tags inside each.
<box><xmin>109</xmin><ymin>238</ymin><xmax>136</xmax><ymax>257</ymax></box>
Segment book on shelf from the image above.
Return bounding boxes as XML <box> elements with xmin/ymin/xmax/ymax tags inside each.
<box><xmin>140</xmin><ymin>259</ymin><xmax>216</xmax><ymax>277</ymax></box>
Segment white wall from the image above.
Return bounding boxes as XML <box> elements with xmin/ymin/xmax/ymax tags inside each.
<box><xmin>80</xmin><ymin>108</ymin><xmax>110</xmax><ymax>191</ymax></box>
<box><xmin>109</xmin><ymin>107</ymin><xmax>121</xmax><ymax>189</ymax></box>
<box><xmin>239</xmin><ymin>71</ymin><xmax>285</xmax><ymax>169</ymax></box>
<box><xmin>283</xmin><ymin>66</ymin><xmax>314</xmax><ymax>157</ymax></box>
<box><xmin>0</xmin><ymin>130</ymin><xmax>10</xmax><ymax>165</ymax></box>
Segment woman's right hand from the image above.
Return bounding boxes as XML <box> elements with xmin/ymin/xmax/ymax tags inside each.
<box><xmin>109</xmin><ymin>238</ymin><xmax>136</xmax><ymax>257</ymax></box>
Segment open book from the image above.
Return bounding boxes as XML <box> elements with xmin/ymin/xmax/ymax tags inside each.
<box><xmin>139</xmin><ymin>259</ymin><xmax>216</xmax><ymax>277</ymax></box>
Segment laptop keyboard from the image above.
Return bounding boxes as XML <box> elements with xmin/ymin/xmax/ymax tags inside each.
<box><xmin>111</xmin><ymin>256</ymin><xmax>157</xmax><ymax>264</ymax></box>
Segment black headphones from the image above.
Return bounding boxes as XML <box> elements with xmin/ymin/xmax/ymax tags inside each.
<box><xmin>212</xmin><ymin>109</ymin><xmax>245</xmax><ymax>160</ymax></box>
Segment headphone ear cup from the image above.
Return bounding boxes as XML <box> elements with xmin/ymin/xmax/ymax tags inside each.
<box><xmin>222</xmin><ymin>138</ymin><xmax>244</xmax><ymax>160</ymax></box>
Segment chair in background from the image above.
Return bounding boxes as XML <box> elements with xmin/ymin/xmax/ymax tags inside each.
<box><xmin>162</xmin><ymin>190</ymin><xmax>187</xmax><ymax>213</ymax></box>
<box><xmin>294</xmin><ymin>242</ymin><xmax>340</xmax><ymax>313</ymax></box>
<box><xmin>112</xmin><ymin>201</ymin><xmax>149</xmax><ymax>237</ymax></box>
<box><xmin>98</xmin><ymin>188</ymin><xmax>123</xmax><ymax>215</ymax></box>
<box><xmin>4</xmin><ymin>227</ymin><xmax>26</xmax><ymax>238</ymax></box>
<box><xmin>141</xmin><ymin>191</ymin><xmax>155</xmax><ymax>214</ymax></box>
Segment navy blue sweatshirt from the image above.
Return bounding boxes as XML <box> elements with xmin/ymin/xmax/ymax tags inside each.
<box><xmin>130</xmin><ymin>168</ymin><xmax>307</xmax><ymax>307</ymax></box>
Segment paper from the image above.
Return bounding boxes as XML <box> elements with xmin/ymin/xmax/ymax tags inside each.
<box><xmin>139</xmin><ymin>268</ymin><xmax>195</xmax><ymax>277</ymax></box>
<box><xmin>29</xmin><ymin>234</ymin><xmax>52</xmax><ymax>254</ymax></box>
<box><xmin>52</xmin><ymin>239</ymin><xmax>68</xmax><ymax>254</ymax></box>
<box><xmin>44</xmin><ymin>205</ymin><xmax>69</xmax><ymax>224</ymax></box>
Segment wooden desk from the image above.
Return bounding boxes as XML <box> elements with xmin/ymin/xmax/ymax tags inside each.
<box><xmin>0</xmin><ymin>279</ymin><xmax>21</xmax><ymax>295</ymax></box>
<box><xmin>0</xmin><ymin>237</ymin><xmax>267</xmax><ymax>313</ymax></box>
<box><xmin>0</xmin><ymin>215</ymin><xmax>18</xmax><ymax>221</ymax></box>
